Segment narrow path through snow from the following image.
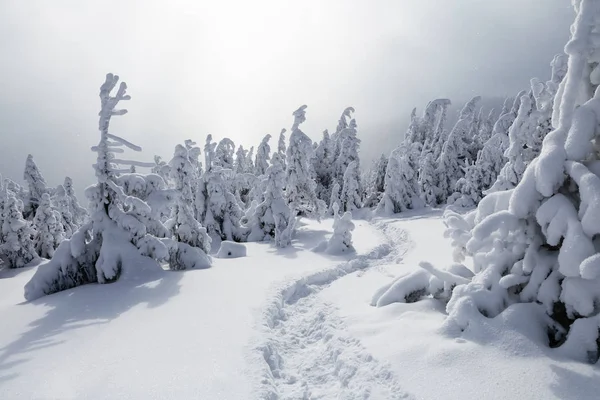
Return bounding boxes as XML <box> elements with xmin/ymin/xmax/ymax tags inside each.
<box><xmin>255</xmin><ymin>218</ymin><xmax>414</xmax><ymax>400</ymax></box>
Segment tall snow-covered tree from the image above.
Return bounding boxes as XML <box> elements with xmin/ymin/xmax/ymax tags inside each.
<box><xmin>204</xmin><ymin>134</ymin><xmax>217</xmax><ymax>172</ymax></box>
<box><xmin>63</xmin><ymin>177</ymin><xmax>88</xmax><ymax>226</ymax></box>
<box><xmin>437</xmin><ymin>96</ymin><xmax>481</xmax><ymax>202</ymax></box>
<box><xmin>441</xmin><ymin>3</ymin><xmax>600</xmax><ymax>361</ymax></box>
<box><xmin>33</xmin><ymin>193</ymin><xmax>64</xmax><ymax>259</ymax></box>
<box><xmin>339</xmin><ymin>161</ymin><xmax>362</xmax><ymax>212</ymax></box>
<box><xmin>25</xmin><ymin>73</ymin><xmax>169</xmax><ymax>301</ymax></box>
<box><xmin>364</xmin><ymin>154</ymin><xmax>388</xmax><ymax>207</ymax></box>
<box><xmin>248</xmin><ymin>153</ymin><xmax>295</xmax><ymax>247</ymax></box>
<box><xmin>278</xmin><ymin>128</ymin><xmax>287</xmax><ymax>170</ymax></box>
<box><xmin>418</xmin><ymin>151</ymin><xmax>439</xmax><ymax>206</ymax></box>
<box><xmin>53</xmin><ymin>184</ymin><xmax>77</xmax><ymax>238</ymax></box>
<box><xmin>1</xmin><ymin>193</ymin><xmax>37</xmax><ymax>268</ymax></box>
<box><xmin>166</xmin><ymin>144</ymin><xmax>211</xmax><ymax>270</ymax></box>
<box><xmin>335</xmin><ymin>117</ymin><xmax>361</xmax><ymax>188</ymax></box>
<box><xmin>376</xmin><ymin>145</ymin><xmax>422</xmax><ymax>215</ymax></box>
<box><xmin>214</xmin><ymin>138</ymin><xmax>235</xmax><ymax>170</ymax></box>
<box><xmin>285</xmin><ymin>105</ymin><xmax>325</xmax><ymax>218</ymax></box>
<box><xmin>23</xmin><ymin>154</ymin><xmax>48</xmax><ymax>219</ymax></box>
<box><xmin>234</xmin><ymin>145</ymin><xmax>248</xmax><ymax>174</ymax></box>
<box><xmin>314</xmin><ymin>129</ymin><xmax>335</xmax><ymax>203</ymax></box>
<box><xmin>255</xmin><ymin>134</ymin><xmax>272</xmax><ymax>176</ymax></box>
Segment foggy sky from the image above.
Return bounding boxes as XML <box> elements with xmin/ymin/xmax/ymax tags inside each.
<box><xmin>0</xmin><ymin>0</ymin><xmax>573</xmax><ymax>195</ymax></box>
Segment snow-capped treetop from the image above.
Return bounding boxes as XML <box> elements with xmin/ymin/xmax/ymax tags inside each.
<box><xmin>214</xmin><ymin>138</ymin><xmax>235</xmax><ymax>170</ymax></box>
<box><xmin>23</xmin><ymin>154</ymin><xmax>48</xmax><ymax>204</ymax></box>
<box><xmin>204</xmin><ymin>134</ymin><xmax>217</xmax><ymax>172</ymax></box>
<box><xmin>234</xmin><ymin>145</ymin><xmax>248</xmax><ymax>174</ymax></box>
<box><xmin>292</xmin><ymin>105</ymin><xmax>308</xmax><ymax>131</ymax></box>
<box><xmin>255</xmin><ymin>134</ymin><xmax>272</xmax><ymax>176</ymax></box>
<box><xmin>335</xmin><ymin>107</ymin><xmax>355</xmax><ymax>135</ymax></box>
<box><xmin>278</xmin><ymin>128</ymin><xmax>287</xmax><ymax>157</ymax></box>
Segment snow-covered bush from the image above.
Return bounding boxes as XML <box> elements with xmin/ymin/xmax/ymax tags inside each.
<box><xmin>33</xmin><ymin>193</ymin><xmax>64</xmax><ymax>259</ymax></box>
<box><xmin>317</xmin><ymin>203</ymin><xmax>355</xmax><ymax>254</ymax></box>
<box><xmin>248</xmin><ymin>153</ymin><xmax>295</xmax><ymax>247</ymax></box>
<box><xmin>25</xmin><ymin>73</ymin><xmax>168</xmax><ymax>300</ymax></box>
<box><xmin>216</xmin><ymin>241</ymin><xmax>247</xmax><ymax>258</ymax></box>
<box><xmin>1</xmin><ymin>193</ymin><xmax>38</xmax><ymax>268</ymax></box>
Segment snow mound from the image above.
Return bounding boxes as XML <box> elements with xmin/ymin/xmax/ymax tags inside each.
<box><xmin>216</xmin><ymin>241</ymin><xmax>247</xmax><ymax>258</ymax></box>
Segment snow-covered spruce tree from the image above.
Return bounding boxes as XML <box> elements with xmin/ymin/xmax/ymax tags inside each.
<box><xmin>286</xmin><ymin>105</ymin><xmax>326</xmax><ymax>218</ymax></box>
<box><xmin>24</xmin><ymin>73</ymin><xmax>169</xmax><ymax>301</ymax></box>
<box><xmin>339</xmin><ymin>161</ymin><xmax>362</xmax><ymax>212</ymax></box>
<box><xmin>437</xmin><ymin>96</ymin><xmax>481</xmax><ymax>203</ymax></box>
<box><xmin>23</xmin><ymin>154</ymin><xmax>49</xmax><ymax>219</ymax></box>
<box><xmin>335</xmin><ymin>116</ymin><xmax>361</xmax><ymax>189</ymax></box>
<box><xmin>427</xmin><ymin>99</ymin><xmax>452</xmax><ymax>160</ymax></box>
<box><xmin>324</xmin><ymin>203</ymin><xmax>355</xmax><ymax>254</ymax></box>
<box><xmin>255</xmin><ymin>134</ymin><xmax>272</xmax><ymax>176</ymax></box>
<box><xmin>442</xmin><ymin>2</ymin><xmax>600</xmax><ymax>362</ymax></box>
<box><xmin>204</xmin><ymin>134</ymin><xmax>217</xmax><ymax>173</ymax></box>
<box><xmin>152</xmin><ymin>155</ymin><xmax>171</xmax><ymax>184</ymax></box>
<box><xmin>278</xmin><ymin>128</ymin><xmax>287</xmax><ymax>170</ymax></box>
<box><xmin>246</xmin><ymin>146</ymin><xmax>255</xmax><ymax>173</ymax></box>
<box><xmin>214</xmin><ymin>138</ymin><xmax>235</xmax><ymax>170</ymax></box>
<box><xmin>234</xmin><ymin>145</ymin><xmax>248</xmax><ymax>174</ymax></box>
<box><xmin>418</xmin><ymin>151</ymin><xmax>439</xmax><ymax>206</ymax></box>
<box><xmin>314</xmin><ymin>129</ymin><xmax>335</xmax><ymax>203</ymax></box>
<box><xmin>53</xmin><ymin>185</ymin><xmax>77</xmax><ymax>238</ymax></box>
<box><xmin>196</xmin><ymin>166</ymin><xmax>246</xmax><ymax>242</ymax></box>
<box><xmin>376</xmin><ymin>145</ymin><xmax>422</xmax><ymax>215</ymax></box>
<box><xmin>1</xmin><ymin>193</ymin><xmax>37</xmax><ymax>268</ymax></box>
<box><xmin>364</xmin><ymin>154</ymin><xmax>388</xmax><ymax>208</ymax></box>
<box><xmin>63</xmin><ymin>177</ymin><xmax>88</xmax><ymax>226</ymax></box>
<box><xmin>33</xmin><ymin>193</ymin><xmax>64</xmax><ymax>259</ymax></box>
<box><xmin>185</xmin><ymin>139</ymin><xmax>203</xmax><ymax>177</ymax></box>
<box><xmin>165</xmin><ymin>144</ymin><xmax>211</xmax><ymax>270</ymax></box>
<box><xmin>248</xmin><ymin>153</ymin><xmax>295</xmax><ymax>247</ymax></box>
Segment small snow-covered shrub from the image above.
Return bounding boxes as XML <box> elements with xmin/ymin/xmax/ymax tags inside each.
<box><xmin>216</xmin><ymin>241</ymin><xmax>247</xmax><ymax>258</ymax></box>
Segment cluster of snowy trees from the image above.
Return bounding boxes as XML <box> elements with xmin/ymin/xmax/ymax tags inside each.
<box><xmin>373</xmin><ymin>0</ymin><xmax>600</xmax><ymax>363</ymax></box>
<box><xmin>0</xmin><ymin>156</ymin><xmax>88</xmax><ymax>269</ymax></box>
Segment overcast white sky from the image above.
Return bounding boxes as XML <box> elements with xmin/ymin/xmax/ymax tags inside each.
<box><xmin>0</xmin><ymin>0</ymin><xmax>573</xmax><ymax>194</ymax></box>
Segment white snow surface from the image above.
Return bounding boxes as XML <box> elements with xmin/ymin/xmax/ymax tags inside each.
<box><xmin>1</xmin><ymin>210</ymin><xmax>599</xmax><ymax>399</ymax></box>
<box><xmin>0</xmin><ymin>218</ymin><xmax>383</xmax><ymax>400</ymax></box>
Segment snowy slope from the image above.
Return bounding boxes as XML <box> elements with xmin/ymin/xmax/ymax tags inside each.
<box><xmin>0</xmin><ymin>219</ymin><xmax>381</xmax><ymax>400</ymax></box>
<box><xmin>319</xmin><ymin>209</ymin><xmax>600</xmax><ymax>400</ymax></box>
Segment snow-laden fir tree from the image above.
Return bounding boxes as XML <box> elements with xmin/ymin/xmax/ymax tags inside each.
<box><xmin>25</xmin><ymin>74</ymin><xmax>169</xmax><ymax>300</ymax></box>
<box><xmin>331</xmin><ymin>107</ymin><xmax>355</xmax><ymax>164</ymax></box>
<box><xmin>285</xmin><ymin>105</ymin><xmax>326</xmax><ymax>218</ymax></box>
<box><xmin>418</xmin><ymin>151</ymin><xmax>439</xmax><ymax>206</ymax></box>
<box><xmin>255</xmin><ymin>134</ymin><xmax>272</xmax><ymax>176</ymax></box>
<box><xmin>376</xmin><ymin>145</ymin><xmax>422</xmax><ymax>215</ymax></box>
<box><xmin>53</xmin><ymin>184</ymin><xmax>77</xmax><ymax>238</ymax></box>
<box><xmin>165</xmin><ymin>144</ymin><xmax>211</xmax><ymax>270</ymax></box>
<box><xmin>246</xmin><ymin>146</ymin><xmax>255</xmax><ymax>173</ymax></box>
<box><xmin>440</xmin><ymin>2</ymin><xmax>600</xmax><ymax>362</ymax></box>
<box><xmin>248</xmin><ymin>153</ymin><xmax>295</xmax><ymax>247</ymax></box>
<box><xmin>185</xmin><ymin>139</ymin><xmax>203</xmax><ymax>177</ymax></box>
<box><xmin>339</xmin><ymin>161</ymin><xmax>362</xmax><ymax>212</ymax></box>
<box><xmin>314</xmin><ymin>129</ymin><xmax>335</xmax><ymax>203</ymax></box>
<box><xmin>204</xmin><ymin>134</ymin><xmax>217</xmax><ymax>173</ymax></box>
<box><xmin>278</xmin><ymin>128</ymin><xmax>287</xmax><ymax>170</ymax></box>
<box><xmin>197</xmin><ymin>166</ymin><xmax>246</xmax><ymax>242</ymax></box>
<box><xmin>437</xmin><ymin>96</ymin><xmax>481</xmax><ymax>202</ymax></box>
<box><xmin>1</xmin><ymin>193</ymin><xmax>37</xmax><ymax>268</ymax></box>
<box><xmin>63</xmin><ymin>176</ymin><xmax>88</xmax><ymax>226</ymax></box>
<box><xmin>335</xmin><ymin>116</ymin><xmax>361</xmax><ymax>189</ymax></box>
<box><xmin>234</xmin><ymin>145</ymin><xmax>248</xmax><ymax>174</ymax></box>
<box><xmin>214</xmin><ymin>138</ymin><xmax>235</xmax><ymax>170</ymax></box>
<box><xmin>364</xmin><ymin>154</ymin><xmax>388</xmax><ymax>208</ymax></box>
<box><xmin>23</xmin><ymin>154</ymin><xmax>48</xmax><ymax>219</ymax></box>
<box><xmin>33</xmin><ymin>193</ymin><xmax>64</xmax><ymax>259</ymax></box>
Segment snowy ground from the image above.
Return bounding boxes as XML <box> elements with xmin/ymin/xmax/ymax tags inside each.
<box><xmin>2</xmin><ymin>210</ymin><xmax>600</xmax><ymax>399</ymax></box>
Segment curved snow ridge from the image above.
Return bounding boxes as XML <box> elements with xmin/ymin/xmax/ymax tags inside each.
<box><xmin>253</xmin><ymin>220</ymin><xmax>413</xmax><ymax>400</ymax></box>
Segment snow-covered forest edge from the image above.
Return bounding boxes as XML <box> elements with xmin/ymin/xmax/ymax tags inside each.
<box><xmin>2</xmin><ymin>0</ymin><xmax>600</xmax><ymax>398</ymax></box>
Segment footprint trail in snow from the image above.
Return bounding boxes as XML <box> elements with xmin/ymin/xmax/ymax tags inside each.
<box><xmin>257</xmin><ymin>219</ymin><xmax>413</xmax><ymax>400</ymax></box>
